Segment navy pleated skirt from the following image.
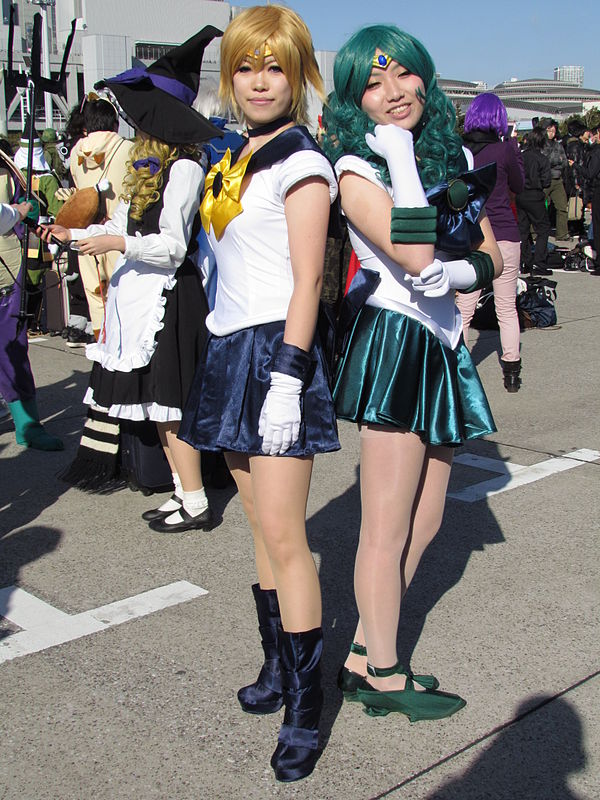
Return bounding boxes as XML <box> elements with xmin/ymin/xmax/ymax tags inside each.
<box><xmin>333</xmin><ymin>305</ymin><xmax>496</xmax><ymax>447</ymax></box>
<box><xmin>179</xmin><ymin>320</ymin><xmax>340</xmax><ymax>457</ymax></box>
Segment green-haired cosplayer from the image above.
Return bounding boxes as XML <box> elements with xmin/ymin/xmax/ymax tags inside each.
<box><xmin>323</xmin><ymin>25</ymin><xmax>502</xmax><ymax>720</ymax></box>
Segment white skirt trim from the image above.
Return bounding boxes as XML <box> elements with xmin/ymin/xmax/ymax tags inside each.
<box><xmin>83</xmin><ymin>387</ymin><xmax>182</xmax><ymax>422</ymax></box>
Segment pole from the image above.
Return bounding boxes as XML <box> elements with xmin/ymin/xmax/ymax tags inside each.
<box><xmin>16</xmin><ymin>80</ymin><xmax>38</xmax><ymax>333</ymax></box>
<box><xmin>41</xmin><ymin>5</ymin><xmax>53</xmax><ymax>128</ymax></box>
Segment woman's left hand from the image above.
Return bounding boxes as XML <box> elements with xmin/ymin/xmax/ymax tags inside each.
<box><xmin>412</xmin><ymin>258</ymin><xmax>478</xmax><ymax>297</ymax></box>
<box><xmin>411</xmin><ymin>259</ymin><xmax>449</xmax><ymax>296</ymax></box>
<box><xmin>76</xmin><ymin>235</ymin><xmax>126</xmax><ymax>256</ymax></box>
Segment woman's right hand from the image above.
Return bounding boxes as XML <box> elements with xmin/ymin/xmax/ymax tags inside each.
<box><xmin>365</xmin><ymin>124</ymin><xmax>414</xmax><ymax>163</ymax></box>
<box><xmin>365</xmin><ymin>124</ymin><xmax>427</xmax><ymax>208</ymax></box>
<box><xmin>38</xmin><ymin>223</ymin><xmax>71</xmax><ymax>243</ymax></box>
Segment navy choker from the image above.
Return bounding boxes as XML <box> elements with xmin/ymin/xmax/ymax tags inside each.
<box><xmin>246</xmin><ymin>115</ymin><xmax>294</xmax><ymax>138</ymax></box>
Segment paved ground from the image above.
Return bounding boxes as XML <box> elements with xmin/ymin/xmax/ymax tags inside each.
<box><xmin>1</xmin><ymin>268</ymin><xmax>598</xmax><ymax>800</ymax></box>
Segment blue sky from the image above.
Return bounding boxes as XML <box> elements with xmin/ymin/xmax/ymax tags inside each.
<box><xmin>232</xmin><ymin>1</ymin><xmax>600</xmax><ymax>90</ymax></box>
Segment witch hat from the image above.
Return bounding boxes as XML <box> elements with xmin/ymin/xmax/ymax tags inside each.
<box><xmin>95</xmin><ymin>25</ymin><xmax>223</xmax><ymax>145</ymax></box>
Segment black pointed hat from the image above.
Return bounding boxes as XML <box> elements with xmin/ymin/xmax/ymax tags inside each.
<box><xmin>95</xmin><ymin>25</ymin><xmax>223</xmax><ymax>145</ymax></box>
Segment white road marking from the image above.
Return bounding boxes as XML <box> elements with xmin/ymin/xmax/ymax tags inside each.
<box><xmin>0</xmin><ymin>581</ymin><xmax>207</xmax><ymax>664</ymax></box>
<box><xmin>0</xmin><ymin>586</ymin><xmax>71</xmax><ymax>628</ymax></box>
<box><xmin>449</xmin><ymin>448</ymin><xmax>600</xmax><ymax>503</ymax></box>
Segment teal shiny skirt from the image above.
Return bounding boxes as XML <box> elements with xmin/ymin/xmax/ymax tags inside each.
<box><xmin>333</xmin><ymin>306</ymin><xmax>496</xmax><ymax>446</ymax></box>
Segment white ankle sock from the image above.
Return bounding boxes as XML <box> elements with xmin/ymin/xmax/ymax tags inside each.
<box><xmin>158</xmin><ymin>496</ymin><xmax>181</xmax><ymax>513</ymax></box>
<box><xmin>164</xmin><ymin>488</ymin><xmax>208</xmax><ymax>524</ymax></box>
<box><xmin>157</xmin><ymin>473</ymin><xmax>183</xmax><ymax>513</ymax></box>
<box><xmin>173</xmin><ymin>472</ymin><xmax>183</xmax><ymax>496</ymax></box>
<box><xmin>183</xmin><ymin>488</ymin><xmax>208</xmax><ymax>515</ymax></box>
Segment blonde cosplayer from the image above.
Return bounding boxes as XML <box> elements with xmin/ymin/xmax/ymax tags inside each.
<box><xmin>219</xmin><ymin>5</ymin><xmax>325</xmax><ymax>125</ymax></box>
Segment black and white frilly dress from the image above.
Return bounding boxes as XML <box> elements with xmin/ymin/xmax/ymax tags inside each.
<box><xmin>69</xmin><ymin>155</ymin><xmax>209</xmax><ymax>422</ymax></box>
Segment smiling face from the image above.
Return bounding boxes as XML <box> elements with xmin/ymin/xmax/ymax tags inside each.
<box><xmin>360</xmin><ymin>49</ymin><xmax>425</xmax><ymax>131</ymax></box>
<box><xmin>232</xmin><ymin>54</ymin><xmax>294</xmax><ymax>129</ymax></box>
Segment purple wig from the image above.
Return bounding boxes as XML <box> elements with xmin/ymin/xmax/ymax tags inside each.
<box><xmin>464</xmin><ymin>93</ymin><xmax>508</xmax><ymax>137</ymax></box>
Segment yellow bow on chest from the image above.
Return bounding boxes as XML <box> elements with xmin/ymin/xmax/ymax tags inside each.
<box><xmin>200</xmin><ymin>148</ymin><xmax>253</xmax><ymax>240</ymax></box>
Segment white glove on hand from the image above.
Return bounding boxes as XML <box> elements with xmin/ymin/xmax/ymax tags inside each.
<box><xmin>411</xmin><ymin>258</ymin><xmax>477</xmax><ymax>297</ymax></box>
<box><xmin>258</xmin><ymin>371</ymin><xmax>303</xmax><ymax>456</ymax></box>
<box><xmin>365</xmin><ymin>124</ymin><xmax>427</xmax><ymax>207</ymax></box>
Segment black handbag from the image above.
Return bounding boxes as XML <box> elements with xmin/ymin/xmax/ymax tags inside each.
<box><xmin>517</xmin><ymin>277</ymin><xmax>558</xmax><ymax>329</ymax></box>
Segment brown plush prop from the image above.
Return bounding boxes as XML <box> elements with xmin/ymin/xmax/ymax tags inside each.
<box><xmin>55</xmin><ymin>186</ymin><xmax>99</xmax><ymax>228</ymax></box>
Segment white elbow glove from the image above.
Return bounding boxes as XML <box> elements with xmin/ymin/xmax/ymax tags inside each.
<box><xmin>258</xmin><ymin>372</ymin><xmax>303</xmax><ymax>456</ymax></box>
<box><xmin>365</xmin><ymin>124</ymin><xmax>428</xmax><ymax>207</ymax></box>
<box><xmin>412</xmin><ymin>258</ymin><xmax>477</xmax><ymax>297</ymax></box>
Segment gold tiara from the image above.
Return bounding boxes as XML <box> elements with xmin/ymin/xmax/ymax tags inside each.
<box><xmin>372</xmin><ymin>52</ymin><xmax>392</xmax><ymax>69</ymax></box>
<box><xmin>246</xmin><ymin>44</ymin><xmax>273</xmax><ymax>60</ymax></box>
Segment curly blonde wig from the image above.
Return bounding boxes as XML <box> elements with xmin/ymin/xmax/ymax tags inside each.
<box><xmin>122</xmin><ymin>136</ymin><xmax>179</xmax><ymax>221</ymax></box>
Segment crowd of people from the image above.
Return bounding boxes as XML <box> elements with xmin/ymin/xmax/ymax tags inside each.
<box><xmin>516</xmin><ymin>115</ymin><xmax>600</xmax><ymax>277</ymax></box>
<box><xmin>0</xmin><ymin>3</ymin><xmax>596</xmax><ymax>783</ymax></box>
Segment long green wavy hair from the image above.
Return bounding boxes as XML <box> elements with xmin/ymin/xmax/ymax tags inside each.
<box><xmin>322</xmin><ymin>25</ymin><xmax>466</xmax><ymax>189</ymax></box>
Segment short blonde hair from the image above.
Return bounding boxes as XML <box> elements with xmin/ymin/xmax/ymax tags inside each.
<box><xmin>219</xmin><ymin>5</ymin><xmax>325</xmax><ymax>125</ymax></box>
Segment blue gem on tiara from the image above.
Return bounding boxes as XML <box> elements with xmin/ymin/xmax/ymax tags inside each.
<box><xmin>378</xmin><ymin>54</ymin><xmax>387</xmax><ymax>66</ymax></box>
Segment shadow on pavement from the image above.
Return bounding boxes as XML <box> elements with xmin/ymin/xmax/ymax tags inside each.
<box><xmin>307</xmin><ymin>465</ymin><xmax>361</xmax><ymax>746</ymax></box>
<box><xmin>0</xmin><ymin>525</ymin><xmax>62</xmax><ymax>639</ymax></box>
<box><xmin>468</xmin><ymin>328</ymin><xmax>502</xmax><ymax>367</ymax></box>
<box><xmin>397</xmin><ymin>439</ymin><xmax>507</xmax><ymax>668</ymax></box>
<box><xmin>424</xmin><ymin>695</ymin><xmax>586</xmax><ymax>800</ymax></box>
<box><xmin>0</xmin><ymin>368</ymin><xmax>91</xmax><ymax>536</ymax></box>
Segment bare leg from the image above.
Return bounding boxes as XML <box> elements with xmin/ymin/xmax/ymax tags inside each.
<box><xmin>156</xmin><ymin>420</ymin><xmax>203</xmax><ymax>491</ymax></box>
<box><xmin>155</xmin><ymin>421</ymin><xmax>207</xmax><ymax>523</ymax></box>
<box><xmin>345</xmin><ymin>441</ymin><xmax>453</xmax><ymax>681</ymax></box>
<box><xmin>354</xmin><ymin>424</ymin><xmax>425</xmax><ymax>689</ymax></box>
<box><xmin>154</xmin><ymin>422</ymin><xmax>183</xmax><ymax>513</ymax></box>
<box><xmin>225</xmin><ymin>452</ymin><xmax>319</xmax><ymax>630</ymax></box>
<box><xmin>226</xmin><ymin>451</ymin><xmax>276</xmax><ymax>590</ymax></box>
<box><xmin>250</xmin><ymin>455</ymin><xmax>320</xmax><ymax>632</ymax></box>
<box><xmin>343</xmin><ymin>619</ymin><xmax>367</xmax><ymax>676</ymax></box>
<box><xmin>400</xmin><ymin>444</ymin><xmax>453</xmax><ymax>592</ymax></box>
<box><xmin>157</xmin><ymin>423</ymin><xmax>177</xmax><ymax>473</ymax></box>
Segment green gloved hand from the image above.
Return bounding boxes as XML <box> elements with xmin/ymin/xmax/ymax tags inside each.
<box><xmin>18</xmin><ymin>196</ymin><xmax>40</xmax><ymax>224</ymax></box>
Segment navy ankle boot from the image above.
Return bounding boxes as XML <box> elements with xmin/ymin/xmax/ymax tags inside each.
<box><xmin>237</xmin><ymin>584</ymin><xmax>283</xmax><ymax>714</ymax></box>
<box><xmin>271</xmin><ymin>627</ymin><xmax>323</xmax><ymax>782</ymax></box>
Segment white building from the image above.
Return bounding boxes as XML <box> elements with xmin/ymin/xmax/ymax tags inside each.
<box><xmin>554</xmin><ymin>65</ymin><xmax>584</xmax><ymax>88</ymax></box>
<box><xmin>55</xmin><ymin>0</ymin><xmax>230</xmax><ymax>95</ymax></box>
<box><xmin>1</xmin><ymin>0</ymin><xmax>330</xmax><ymax>135</ymax></box>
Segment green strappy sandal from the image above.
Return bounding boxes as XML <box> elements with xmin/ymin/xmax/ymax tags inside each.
<box><xmin>356</xmin><ymin>662</ymin><xmax>465</xmax><ymax>721</ymax></box>
<box><xmin>337</xmin><ymin>646</ymin><xmax>440</xmax><ymax>702</ymax></box>
<box><xmin>337</xmin><ymin>642</ymin><xmax>368</xmax><ymax>701</ymax></box>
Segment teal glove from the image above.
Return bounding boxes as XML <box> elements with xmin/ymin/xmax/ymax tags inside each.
<box><xmin>18</xmin><ymin>197</ymin><xmax>40</xmax><ymax>224</ymax></box>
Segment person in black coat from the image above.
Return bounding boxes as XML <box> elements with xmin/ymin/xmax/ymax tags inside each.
<box><xmin>516</xmin><ymin>127</ymin><xmax>552</xmax><ymax>275</ymax></box>
<box><xmin>565</xmin><ymin>119</ymin><xmax>591</xmax><ymax>238</ymax></box>
<box><xmin>581</xmin><ymin>125</ymin><xmax>600</xmax><ymax>275</ymax></box>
